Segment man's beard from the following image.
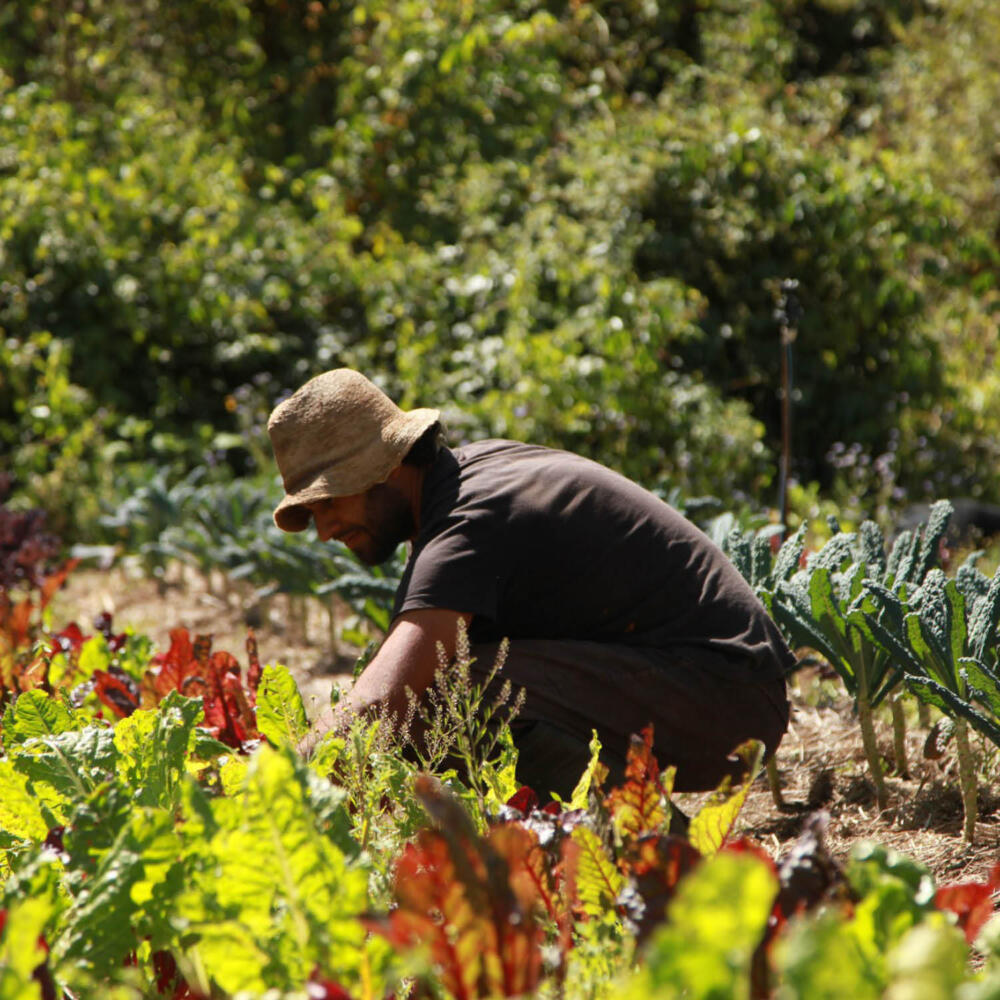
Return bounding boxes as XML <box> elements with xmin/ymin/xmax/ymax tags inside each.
<box><xmin>353</xmin><ymin>481</ymin><xmax>416</xmax><ymax>565</ymax></box>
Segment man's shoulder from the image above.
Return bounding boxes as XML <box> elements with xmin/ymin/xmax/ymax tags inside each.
<box><xmin>451</xmin><ymin>438</ymin><xmax>551</xmax><ymax>462</ymax></box>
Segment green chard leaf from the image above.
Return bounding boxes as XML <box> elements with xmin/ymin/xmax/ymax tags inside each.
<box><xmin>0</xmin><ymin>760</ymin><xmax>49</xmax><ymax>871</ymax></box>
<box><xmin>52</xmin><ymin>806</ymin><xmax>182</xmax><ymax>985</ymax></box>
<box><xmin>114</xmin><ymin>690</ymin><xmax>203</xmax><ymax>810</ymax></box>
<box><xmin>568</xmin><ymin>825</ymin><xmax>625</xmax><ymax>921</ymax></box>
<box><xmin>2</xmin><ymin>689</ymin><xmax>76</xmax><ymax>748</ymax></box>
<box><xmin>176</xmin><ymin>745</ymin><xmax>368</xmax><ymax>996</ymax></box>
<box><xmin>0</xmin><ymin>858</ymin><xmax>65</xmax><ymax>998</ymax></box>
<box><xmin>688</xmin><ymin>740</ymin><xmax>764</xmax><ymax>857</ymax></box>
<box><xmin>624</xmin><ymin>852</ymin><xmax>777</xmax><ymax>1000</ymax></box>
<box><xmin>13</xmin><ymin>726</ymin><xmax>118</xmax><ymax>811</ymax></box>
<box><xmin>569</xmin><ymin>730</ymin><xmax>606</xmax><ymax>811</ymax></box>
<box><xmin>255</xmin><ymin>663</ymin><xmax>309</xmax><ymax>747</ymax></box>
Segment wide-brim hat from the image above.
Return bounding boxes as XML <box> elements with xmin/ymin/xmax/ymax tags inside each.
<box><xmin>267</xmin><ymin>369</ymin><xmax>440</xmax><ymax>533</ymax></box>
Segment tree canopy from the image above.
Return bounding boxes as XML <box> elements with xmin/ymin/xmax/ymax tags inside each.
<box><xmin>2</xmin><ymin>0</ymin><xmax>998</xmax><ymax>537</ymax></box>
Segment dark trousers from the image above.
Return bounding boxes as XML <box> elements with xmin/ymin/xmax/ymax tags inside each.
<box><xmin>469</xmin><ymin>640</ymin><xmax>790</xmax><ymax>801</ymax></box>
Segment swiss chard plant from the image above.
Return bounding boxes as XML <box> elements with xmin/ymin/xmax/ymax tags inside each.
<box><xmin>0</xmin><ymin>483</ymin><xmax>77</xmax><ymax>711</ymax></box>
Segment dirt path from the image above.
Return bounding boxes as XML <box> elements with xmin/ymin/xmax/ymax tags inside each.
<box><xmin>53</xmin><ymin>565</ymin><xmax>1000</xmax><ymax>888</ymax></box>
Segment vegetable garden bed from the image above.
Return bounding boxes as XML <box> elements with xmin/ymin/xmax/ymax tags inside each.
<box><xmin>8</xmin><ymin>496</ymin><xmax>1000</xmax><ymax>997</ymax></box>
<box><xmin>49</xmin><ymin>566</ymin><xmax>1000</xmax><ymax>889</ymax></box>
<box><xmin>4</xmin><ymin>546</ymin><xmax>1000</xmax><ymax>998</ymax></box>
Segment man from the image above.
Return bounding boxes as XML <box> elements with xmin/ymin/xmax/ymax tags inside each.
<box><xmin>268</xmin><ymin>368</ymin><xmax>793</xmax><ymax>798</ymax></box>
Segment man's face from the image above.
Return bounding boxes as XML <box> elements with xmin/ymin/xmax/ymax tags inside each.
<box><xmin>306</xmin><ymin>481</ymin><xmax>415</xmax><ymax>565</ymax></box>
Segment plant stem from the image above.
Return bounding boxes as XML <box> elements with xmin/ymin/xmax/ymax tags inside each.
<box><xmin>890</xmin><ymin>692</ymin><xmax>909</xmax><ymax>779</ymax></box>
<box><xmin>765</xmin><ymin>755</ymin><xmax>785</xmax><ymax>807</ymax></box>
<box><xmin>954</xmin><ymin>717</ymin><xmax>977</xmax><ymax>844</ymax></box>
<box><xmin>857</xmin><ymin>689</ymin><xmax>888</xmax><ymax>811</ymax></box>
<box><xmin>917</xmin><ymin>700</ymin><xmax>932</xmax><ymax>729</ymax></box>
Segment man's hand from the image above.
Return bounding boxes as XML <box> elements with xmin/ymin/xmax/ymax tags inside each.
<box><xmin>296</xmin><ymin>704</ymin><xmax>340</xmax><ymax>759</ymax></box>
<box><xmin>295</xmin><ymin>608</ymin><xmax>472</xmax><ymax>757</ymax></box>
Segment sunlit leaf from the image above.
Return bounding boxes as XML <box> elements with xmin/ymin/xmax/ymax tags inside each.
<box><xmin>688</xmin><ymin>740</ymin><xmax>764</xmax><ymax>856</ymax></box>
<box><xmin>256</xmin><ymin>663</ymin><xmax>308</xmax><ymax>747</ymax></box>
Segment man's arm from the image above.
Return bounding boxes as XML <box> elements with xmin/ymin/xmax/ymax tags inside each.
<box><xmin>299</xmin><ymin>607</ymin><xmax>473</xmax><ymax>756</ymax></box>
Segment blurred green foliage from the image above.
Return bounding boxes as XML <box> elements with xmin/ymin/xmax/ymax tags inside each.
<box><xmin>1</xmin><ymin>0</ymin><xmax>998</xmax><ymax>541</ymax></box>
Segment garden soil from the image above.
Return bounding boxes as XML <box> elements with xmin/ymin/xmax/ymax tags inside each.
<box><xmin>55</xmin><ymin>564</ymin><xmax>1000</xmax><ymax>889</ymax></box>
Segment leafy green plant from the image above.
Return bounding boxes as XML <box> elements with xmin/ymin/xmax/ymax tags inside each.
<box><xmin>860</xmin><ymin>566</ymin><xmax>1000</xmax><ymax>842</ymax></box>
<box><xmin>102</xmin><ymin>468</ymin><xmax>404</xmax><ymax>646</ymax></box>
<box><xmin>7</xmin><ymin>601</ymin><xmax>1000</xmax><ymax>999</ymax></box>
<box><xmin>768</xmin><ymin>504</ymin><xmax>953</xmax><ymax>809</ymax></box>
<box><xmin>407</xmin><ymin>625</ymin><xmax>525</xmax><ymax>821</ymax></box>
<box><xmin>0</xmin><ymin>485</ymin><xmax>76</xmax><ymax>710</ymax></box>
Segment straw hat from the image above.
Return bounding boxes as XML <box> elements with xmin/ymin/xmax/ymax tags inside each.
<box><xmin>267</xmin><ymin>369</ymin><xmax>440</xmax><ymax>532</ymax></box>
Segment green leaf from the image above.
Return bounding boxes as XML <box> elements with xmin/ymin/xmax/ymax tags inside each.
<box><xmin>3</xmin><ymin>689</ymin><xmax>75</xmax><ymax>747</ymax></box>
<box><xmin>569</xmin><ymin>730</ymin><xmax>605</xmax><ymax>811</ymax></box>
<box><xmin>961</xmin><ymin>657</ymin><xmax>1000</xmax><ymax>718</ymax></box>
<box><xmin>776</xmin><ymin>908</ymin><xmax>883</xmax><ymax>999</ymax></box>
<box><xmin>190</xmin><ymin>730</ymin><xmax>234</xmax><ymax>761</ymax></box>
<box><xmin>0</xmin><ymin>759</ymin><xmax>49</xmax><ymax>864</ymax></box>
<box><xmin>53</xmin><ymin>806</ymin><xmax>181</xmax><ymax>983</ymax></box>
<box><xmin>0</xmin><ymin>859</ymin><xmax>64</xmax><ymax>998</ymax></box>
<box><xmin>114</xmin><ymin>691</ymin><xmax>203</xmax><ymax>810</ymax></box>
<box><xmin>773</xmin><ymin>526</ymin><xmax>807</xmax><ymax>582</ymax></box>
<box><xmin>886</xmin><ymin>916</ymin><xmax>969</xmax><ymax>998</ymax></box>
<box><xmin>256</xmin><ymin>663</ymin><xmax>309</xmax><ymax>747</ymax></box>
<box><xmin>859</xmin><ymin>610</ymin><xmax>922</xmax><ymax>675</ymax></box>
<box><xmin>857</xmin><ymin>521</ymin><xmax>887</xmax><ymax>580</ymax></box>
<box><xmin>480</xmin><ymin>727</ymin><xmax>521</xmax><ymax>812</ymax></box>
<box><xmin>219</xmin><ymin>754</ymin><xmax>249</xmax><ymax>796</ymax></box>
<box><xmin>847</xmin><ymin>842</ymin><xmax>936</xmax><ymax>908</ymax></box>
<box><xmin>905</xmin><ymin>612</ymin><xmax>955</xmax><ymax>691</ymax></box>
<box><xmin>967</xmin><ymin>570</ymin><xmax>1000</xmax><ymax>663</ymax></box>
<box><xmin>887</xmin><ymin>529</ymin><xmax>919</xmax><ymax>586</ymax></box>
<box><xmin>771</xmin><ymin>580</ymin><xmax>852</xmax><ymax>689</ymax></box>
<box><xmin>845</xmin><ymin>610</ymin><xmax>905</xmax><ymax>708</ymax></box>
<box><xmin>176</xmin><ymin>746</ymin><xmax>367</xmax><ymax>995</ymax></box>
<box><xmin>916</xmin><ymin>500</ymin><xmax>953</xmax><ymax>580</ymax></box>
<box><xmin>905</xmin><ymin>675</ymin><xmax>1000</xmax><ymax>747</ymax></box>
<box><xmin>688</xmin><ymin>740</ymin><xmax>764</xmax><ymax>857</ymax></box>
<box><xmin>77</xmin><ymin>634</ymin><xmax>112</xmax><ymax>681</ymax></box>
<box><xmin>569</xmin><ymin>825</ymin><xmax>625</xmax><ymax>920</ymax></box>
<box><xmin>626</xmin><ymin>853</ymin><xmax>777</xmax><ymax>1000</ymax></box>
<box><xmin>777</xmin><ymin>842</ymin><xmax>936</xmax><ymax>999</ymax></box>
<box><xmin>14</xmin><ymin>726</ymin><xmax>118</xmax><ymax>809</ymax></box>
<box><xmin>809</xmin><ymin>568</ymin><xmax>851</xmax><ymax>649</ymax></box>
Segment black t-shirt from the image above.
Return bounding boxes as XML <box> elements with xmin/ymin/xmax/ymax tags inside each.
<box><xmin>393</xmin><ymin>440</ymin><xmax>794</xmax><ymax>677</ymax></box>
